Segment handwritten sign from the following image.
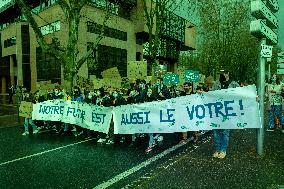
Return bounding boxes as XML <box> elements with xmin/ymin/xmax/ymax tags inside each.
<box><xmin>113</xmin><ymin>85</ymin><xmax>261</xmax><ymax>134</ymax></box>
<box><xmin>163</xmin><ymin>73</ymin><xmax>180</xmax><ymax>86</ymax></box>
<box><xmin>127</xmin><ymin>61</ymin><xmax>147</xmax><ymax>79</ymax></box>
<box><xmin>185</xmin><ymin>70</ymin><xmax>200</xmax><ymax>83</ymax></box>
<box><xmin>101</xmin><ymin>67</ymin><xmax>121</xmax><ymax>79</ymax></box>
<box><xmin>32</xmin><ymin>100</ymin><xmax>113</xmax><ymax>134</ymax></box>
<box><xmin>261</xmin><ymin>44</ymin><xmax>273</xmax><ymax>58</ymax></box>
<box><xmin>19</xmin><ymin>101</ymin><xmax>33</xmax><ymax>118</ymax></box>
<box><xmin>31</xmin><ymin>86</ymin><xmax>261</xmax><ymax>134</ymax></box>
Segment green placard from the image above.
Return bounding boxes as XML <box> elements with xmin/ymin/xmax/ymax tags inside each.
<box><xmin>185</xmin><ymin>70</ymin><xmax>200</xmax><ymax>83</ymax></box>
<box><xmin>163</xmin><ymin>73</ymin><xmax>180</xmax><ymax>86</ymax></box>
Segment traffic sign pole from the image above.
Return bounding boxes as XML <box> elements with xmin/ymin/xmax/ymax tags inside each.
<box><xmin>257</xmin><ymin>38</ymin><xmax>266</xmax><ymax>156</ymax></box>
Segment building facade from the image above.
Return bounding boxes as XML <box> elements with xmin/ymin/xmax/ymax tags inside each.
<box><xmin>0</xmin><ymin>0</ymin><xmax>196</xmax><ymax>93</ymax></box>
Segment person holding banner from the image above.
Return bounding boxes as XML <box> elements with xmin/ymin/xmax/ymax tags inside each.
<box><xmin>145</xmin><ymin>87</ymin><xmax>162</xmax><ymax>153</ymax></box>
<box><xmin>212</xmin><ymin>70</ymin><xmax>239</xmax><ymax>159</ymax></box>
<box><xmin>179</xmin><ymin>82</ymin><xmax>195</xmax><ymax>143</ymax></box>
<box><xmin>22</xmin><ymin>92</ymin><xmax>39</xmax><ymax>136</ymax></box>
<box><xmin>152</xmin><ymin>77</ymin><xmax>171</xmax><ymax>100</ymax></box>
<box><xmin>267</xmin><ymin>75</ymin><xmax>284</xmax><ymax>133</ymax></box>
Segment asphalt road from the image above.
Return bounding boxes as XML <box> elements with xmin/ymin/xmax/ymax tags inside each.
<box><xmin>0</xmin><ymin>115</ymin><xmax>283</xmax><ymax>189</ymax></box>
<box><xmin>0</xmin><ymin>125</ymin><xmax>200</xmax><ymax>189</ymax></box>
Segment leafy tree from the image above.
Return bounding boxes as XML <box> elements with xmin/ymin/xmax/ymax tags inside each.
<box><xmin>190</xmin><ymin>0</ymin><xmax>260</xmax><ymax>83</ymax></box>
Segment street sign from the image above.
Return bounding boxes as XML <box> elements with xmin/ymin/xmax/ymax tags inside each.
<box><xmin>278</xmin><ymin>52</ymin><xmax>284</xmax><ymax>57</ymax></box>
<box><xmin>266</xmin><ymin>0</ymin><xmax>279</xmax><ymax>13</ymax></box>
<box><xmin>261</xmin><ymin>44</ymin><xmax>273</xmax><ymax>58</ymax></box>
<box><xmin>277</xmin><ymin>69</ymin><xmax>284</xmax><ymax>75</ymax></box>
<box><xmin>278</xmin><ymin>57</ymin><xmax>284</xmax><ymax>63</ymax></box>
<box><xmin>250</xmin><ymin>19</ymin><xmax>278</xmax><ymax>44</ymax></box>
<box><xmin>277</xmin><ymin>64</ymin><xmax>284</xmax><ymax>69</ymax></box>
<box><xmin>251</xmin><ymin>0</ymin><xmax>278</xmax><ymax>29</ymax></box>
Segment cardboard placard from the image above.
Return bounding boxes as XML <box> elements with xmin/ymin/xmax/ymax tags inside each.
<box><xmin>93</xmin><ymin>79</ymin><xmax>105</xmax><ymax>89</ymax></box>
<box><xmin>127</xmin><ymin>61</ymin><xmax>147</xmax><ymax>79</ymax></box>
<box><xmin>103</xmin><ymin>78</ymin><xmax>121</xmax><ymax>89</ymax></box>
<box><xmin>101</xmin><ymin>67</ymin><xmax>121</xmax><ymax>79</ymax></box>
<box><xmin>19</xmin><ymin>101</ymin><xmax>33</xmax><ymax>118</ymax></box>
<box><xmin>76</xmin><ymin>75</ymin><xmax>91</xmax><ymax>89</ymax></box>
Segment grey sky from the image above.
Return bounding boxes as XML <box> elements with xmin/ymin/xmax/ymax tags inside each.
<box><xmin>0</xmin><ymin>0</ymin><xmax>283</xmax><ymax>49</ymax></box>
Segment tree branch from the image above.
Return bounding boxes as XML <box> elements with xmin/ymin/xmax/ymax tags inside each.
<box><xmin>15</xmin><ymin>0</ymin><xmax>64</xmax><ymax>61</ymax></box>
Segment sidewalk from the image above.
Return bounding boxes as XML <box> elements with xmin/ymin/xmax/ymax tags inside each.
<box><xmin>0</xmin><ymin>94</ymin><xmax>22</xmax><ymax>127</ymax></box>
<box><xmin>0</xmin><ymin>114</ymin><xmax>23</xmax><ymax>128</ymax></box>
<box><xmin>132</xmin><ymin>128</ymin><xmax>284</xmax><ymax>189</ymax></box>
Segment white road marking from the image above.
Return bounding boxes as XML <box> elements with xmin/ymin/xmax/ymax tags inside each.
<box><xmin>93</xmin><ymin>139</ymin><xmax>192</xmax><ymax>189</ymax></box>
<box><xmin>0</xmin><ymin>138</ymin><xmax>95</xmax><ymax>166</ymax></box>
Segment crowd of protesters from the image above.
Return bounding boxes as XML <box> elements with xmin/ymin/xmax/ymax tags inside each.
<box><xmin>17</xmin><ymin>71</ymin><xmax>262</xmax><ymax>158</ymax></box>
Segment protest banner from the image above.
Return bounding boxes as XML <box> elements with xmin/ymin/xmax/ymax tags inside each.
<box><xmin>32</xmin><ymin>100</ymin><xmax>113</xmax><ymax>134</ymax></box>
<box><xmin>127</xmin><ymin>61</ymin><xmax>147</xmax><ymax>80</ymax></box>
<box><xmin>112</xmin><ymin>85</ymin><xmax>261</xmax><ymax>134</ymax></box>
<box><xmin>31</xmin><ymin>86</ymin><xmax>261</xmax><ymax>135</ymax></box>
<box><xmin>185</xmin><ymin>70</ymin><xmax>200</xmax><ymax>83</ymax></box>
<box><xmin>19</xmin><ymin>101</ymin><xmax>33</xmax><ymax>118</ymax></box>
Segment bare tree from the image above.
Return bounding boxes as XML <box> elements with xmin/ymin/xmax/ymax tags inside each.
<box><xmin>16</xmin><ymin>0</ymin><xmax>118</xmax><ymax>89</ymax></box>
<box><xmin>141</xmin><ymin>0</ymin><xmax>179</xmax><ymax>72</ymax></box>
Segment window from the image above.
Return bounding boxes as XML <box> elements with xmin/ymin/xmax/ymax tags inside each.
<box><xmin>87</xmin><ymin>21</ymin><xmax>127</xmax><ymax>41</ymax></box>
<box><xmin>36</xmin><ymin>47</ymin><xmax>61</xmax><ymax>83</ymax></box>
<box><xmin>89</xmin><ymin>0</ymin><xmax>131</xmax><ymax>19</ymax></box>
<box><xmin>40</xmin><ymin>20</ymin><xmax>60</xmax><ymax>36</ymax></box>
<box><xmin>87</xmin><ymin>43</ymin><xmax>127</xmax><ymax>77</ymax></box>
<box><xmin>4</xmin><ymin>36</ymin><xmax>16</xmax><ymax>48</ymax></box>
<box><xmin>161</xmin><ymin>11</ymin><xmax>185</xmax><ymax>43</ymax></box>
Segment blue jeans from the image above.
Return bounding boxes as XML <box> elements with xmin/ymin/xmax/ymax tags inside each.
<box><xmin>269</xmin><ymin>105</ymin><xmax>284</xmax><ymax>129</ymax></box>
<box><xmin>213</xmin><ymin>129</ymin><xmax>230</xmax><ymax>152</ymax></box>
<box><xmin>148</xmin><ymin>134</ymin><xmax>160</xmax><ymax>147</ymax></box>
<box><xmin>64</xmin><ymin>123</ymin><xmax>69</xmax><ymax>132</ymax></box>
<box><xmin>24</xmin><ymin>118</ymin><xmax>37</xmax><ymax>132</ymax></box>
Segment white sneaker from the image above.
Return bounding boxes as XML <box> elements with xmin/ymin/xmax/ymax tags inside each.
<box><xmin>22</xmin><ymin>131</ymin><xmax>29</xmax><ymax>136</ymax></box>
<box><xmin>33</xmin><ymin>129</ymin><xmax>39</xmax><ymax>134</ymax></box>
<box><xmin>106</xmin><ymin>139</ymin><xmax>114</xmax><ymax>145</ymax></box>
<box><xmin>157</xmin><ymin>136</ymin><xmax>163</xmax><ymax>142</ymax></box>
<box><xmin>97</xmin><ymin>138</ymin><xmax>106</xmax><ymax>143</ymax></box>
<box><xmin>266</xmin><ymin>129</ymin><xmax>274</xmax><ymax>132</ymax></box>
<box><xmin>74</xmin><ymin>131</ymin><xmax>83</xmax><ymax>137</ymax></box>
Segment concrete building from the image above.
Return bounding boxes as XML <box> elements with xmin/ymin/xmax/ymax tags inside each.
<box><xmin>0</xmin><ymin>0</ymin><xmax>196</xmax><ymax>93</ymax></box>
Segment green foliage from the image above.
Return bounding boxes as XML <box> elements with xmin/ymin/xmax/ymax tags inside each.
<box><xmin>181</xmin><ymin>0</ymin><xmax>260</xmax><ymax>83</ymax></box>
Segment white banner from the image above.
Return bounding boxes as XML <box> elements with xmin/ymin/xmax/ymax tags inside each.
<box><xmin>113</xmin><ymin>85</ymin><xmax>261</xmax><ymax>134</ymax></box>
<box><xmin>32</xmin><ymin>100</ymin><xmax>113</xmax><ymax>134</ymax></box>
